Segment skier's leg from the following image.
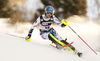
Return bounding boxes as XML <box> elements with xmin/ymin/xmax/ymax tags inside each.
<box><xmin>48</xmin><ymin>33</ymin><xmax>63</xmax><ymax>50</ymax></box>
<box><xmin>48</xmin><ymin>29</ymin><xmax>82</xmax><ymax>56</ymax></box>
<box><xmin>40</xmin><ymin>32</ymin><xmax>50</xmax><ymax>39</ymax></box>
<box><xmin>55</xmin><ymin>34</ymin><xmax>76</xmax><ymax>51</ymax></box>
<box><xmin>40</xmin><ymin>31</ymin><xmax>62</xmax><ymax>49</ymax></box>
<box><xmin>49</xmin><ymin>29</ymin><xmax>76</xmax><ymax>51</ymax></box>
<box><xmin>61</xmin><ymin>40</ymin><xmax>75</xmax><ymax>51</ymax></box>
<box><xmin>49</xmin><ymin>29</ymin><xmax>63</xmax><ymax>41</ymax></box>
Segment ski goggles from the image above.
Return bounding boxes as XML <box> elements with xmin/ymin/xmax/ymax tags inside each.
<box><xmin>46</xmin><ymin>12</ymin><xmax>53</xmax><ymax>15</ymax></box>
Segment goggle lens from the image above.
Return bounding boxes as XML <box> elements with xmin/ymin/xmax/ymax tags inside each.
<box><xmin>46</xmin><ymin>12</ymin><xmax>53</xmax><ymax>15</ymax></box>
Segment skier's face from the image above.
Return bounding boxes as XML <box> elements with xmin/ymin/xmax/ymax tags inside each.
<box><xmin>46</xmin><ymin>12</ymin><xmax>52</xmax><ymax>18</ymax></box>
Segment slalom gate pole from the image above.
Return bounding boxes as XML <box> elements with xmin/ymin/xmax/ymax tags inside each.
<box><xmin>61</xmin><ymin>19</ymin><xmax>97</xmax><ymax>55</ymax></box>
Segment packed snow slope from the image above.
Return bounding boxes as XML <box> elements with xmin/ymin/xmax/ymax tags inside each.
<box><xmin>0</xmin><ymin>17</ymin><xmax>100</xmax><ymax>61</ymax></box>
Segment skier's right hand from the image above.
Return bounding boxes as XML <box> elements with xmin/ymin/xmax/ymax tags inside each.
<box><xmin>24</xmin><ymin>35</ymin><xmax>31</xmax><ymax>42</ymax></box>
<box><xmin>25</xmin><ymin>29</ymin><xmax>33</xmax><ymax>42</ymax></box>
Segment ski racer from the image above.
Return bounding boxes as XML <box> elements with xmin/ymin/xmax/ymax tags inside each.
<box><xmin>25</xmin><ymin>6</ymin><xmax>82</xmax><ymax>57</ymax></box>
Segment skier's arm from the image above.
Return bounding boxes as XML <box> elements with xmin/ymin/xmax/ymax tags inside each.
<box><xmin>53</xmin><ymin>16</ymin><xmax>66</xmax><ymax>27</ymax></box>
<box><xmin>27</xmin><ymin>17</ymin><xmax>40</xmax><ymax>38</ymax></box>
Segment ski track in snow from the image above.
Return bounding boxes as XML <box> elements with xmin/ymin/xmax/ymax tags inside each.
<box><xmin>0</xmin><ymin>18</ymin><xmax>100</xmax><ymax>61</ymax></box>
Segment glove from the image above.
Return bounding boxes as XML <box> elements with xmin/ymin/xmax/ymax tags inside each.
<box><xmin>24</xmin><ymin>35</ymin><xmax>31</xmax><ymax>42</ymax></box>
<box><xmin>24</xmin><ymin>29</ymin><xmax>33</xmax><ymax>42</ymax></box>
<box><xmin>61</xmin><ymin>24</ymin><xmax>66</xmax><ymax>27</ymax></box>
<box><xmin>61</xmin><ymin>19</ymin><xmax>68</xmax><ymax>25</ymax></box>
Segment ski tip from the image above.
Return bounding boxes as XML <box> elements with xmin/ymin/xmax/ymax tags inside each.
<box><xmin>49</xmin><ymin>44</ymin><xmax>52</xmax><ymax>46</ymax></box>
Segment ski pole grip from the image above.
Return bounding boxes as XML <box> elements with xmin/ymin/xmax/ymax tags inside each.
<box><xmin>61</xmin><ymin>19</ymin><xmax>69</xmax><ymax>26</ymax></box>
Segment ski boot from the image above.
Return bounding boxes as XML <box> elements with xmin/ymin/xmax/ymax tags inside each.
<box><xmin>61</xmin><ymin>40</ymin><xmax>75</xmax><ymax>51</ymax></box>
<box><xmin>55</xmin><ymin>43</ymin><xmax>63</xmax><ymax>50</ymax></box>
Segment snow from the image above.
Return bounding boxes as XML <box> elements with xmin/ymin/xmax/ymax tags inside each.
<box><xmin>0</xmin><ymin>18</ymin><xmax>100</xmax><ymax>61</ymax></box>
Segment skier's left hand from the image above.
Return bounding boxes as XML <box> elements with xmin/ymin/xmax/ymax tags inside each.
<box><xmin>61</xmin><ymin>24</ymin><xmax>66</xmax><ymax>27</ymax></box>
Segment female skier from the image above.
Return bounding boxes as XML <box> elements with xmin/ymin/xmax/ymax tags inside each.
<box><xmin>25</xmin><ymin>6</ymin><xmax>82</xmax><ymax>57</ymax></box>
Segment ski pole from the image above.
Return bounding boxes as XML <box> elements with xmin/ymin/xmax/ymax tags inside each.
<box><xmin>6</xmin><ymin>33</ymin><xmax>24</xmax><ymax>38</ymax></box>
<box><xmin>61</xmin><ymin>19</ymin><xmax>97</xmax><ymax>55</ymax></box>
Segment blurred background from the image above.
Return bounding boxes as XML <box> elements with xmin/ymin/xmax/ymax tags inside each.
<box><xmin>0</xmin><ymin>0</ymin><xmax>100</xmax><ymax>52</ymax></box>
<box><xmin>1</xmin><ymin>1</ymin><xmax>100</xmax><ymax>61</ymax></box>
<box><xmin>0</xmin><ymin>0</ymin><xmax>100</xmax><ymax>24</ymax></box>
